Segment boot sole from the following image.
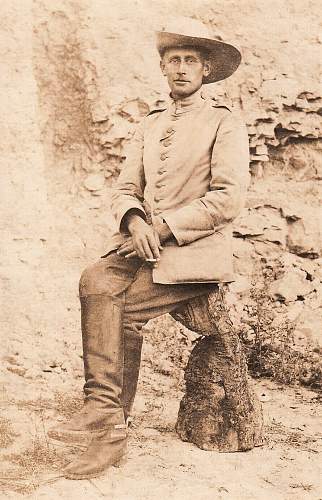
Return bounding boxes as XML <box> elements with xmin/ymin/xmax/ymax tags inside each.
<box><xmin>63</xmin><ymin>452</ymin><xmax>128</xmax><ymax>480</ymax></box>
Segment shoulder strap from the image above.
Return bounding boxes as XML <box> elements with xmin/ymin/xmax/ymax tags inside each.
<box><xmin>146</xmin><ymin>108</ymin><xmax>167</xmax><ymax>117</ymax></box>
<box><xmin>210</xmin><ymin>98</ymin><xmax>232</xmax><ymax>113</ymax></box>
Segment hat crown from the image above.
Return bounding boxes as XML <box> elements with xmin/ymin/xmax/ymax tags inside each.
<box><xmin>159</xmin><ymin>17</ymin><xmax>212</xmax><ymax>40</ymax></box>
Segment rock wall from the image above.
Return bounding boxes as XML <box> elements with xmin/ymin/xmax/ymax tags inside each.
<box><xmin>1</xmin><ymin>0</ymin><xmax>321</xmax><ymax>384</ymax></box>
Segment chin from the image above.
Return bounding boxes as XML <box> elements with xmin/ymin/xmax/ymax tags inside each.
<box><xmin>171</xmin><ymin>86</ymin><xmax>193</xmax><ymax>98</ymax></box>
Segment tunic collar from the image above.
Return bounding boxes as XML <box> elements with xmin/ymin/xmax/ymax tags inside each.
<box><xmin>168</xmin><ymin>88</ymin><xmax>205</xmax><ymax>115</ymax></box>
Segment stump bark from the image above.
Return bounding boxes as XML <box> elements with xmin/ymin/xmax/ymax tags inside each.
<box><xmin>171</xmin><ymin>285</ymin><xmax>264</xmax><ymax>452</ymax></box>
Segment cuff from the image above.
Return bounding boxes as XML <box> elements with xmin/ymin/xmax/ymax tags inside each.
<box><xmin>116</xmin><ymin>202</ymin><xmax>146</xmax><ymax>233</ymax></box>
<box><xmin>163</xmin><ymin>208</ymin><xmax>214</xmax><ymax>246</ymax></box>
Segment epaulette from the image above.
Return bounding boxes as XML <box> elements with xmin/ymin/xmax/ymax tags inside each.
<box><xmin>210</xmin><ymin>99</ymin><xmax>232</xmax><ymax>112</ymax></box>
<box><xmin>146</xmin><ymin>108</ymin><xmax>167</xmax><ymax>116</ymax></box>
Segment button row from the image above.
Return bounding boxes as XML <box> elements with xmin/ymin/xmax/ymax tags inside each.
<box><xmin>158</xmin><ymin>124</ymin><xmax>176</xmax><ymax>164</ymax></box>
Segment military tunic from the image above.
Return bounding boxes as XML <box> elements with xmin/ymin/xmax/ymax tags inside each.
<box><xmin>108</xmin><ymin>89</ymin><xmax>250</xmax><ymax>284</ymax></box>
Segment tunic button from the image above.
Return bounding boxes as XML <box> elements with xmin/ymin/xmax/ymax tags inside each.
<box><xmin>160</xmin><ymin>152</ymin><xmax>168</xmax><ymax>161</ymax></box>
<box><xmin>162</xmin><ymin>139</ymin><xmax>172</xmax><ymax>147</ymax></box>
<box><xmin>154</xmin><ymin>195</ymin><xmax>162</xmax><ymax>202</ymax></box>
<box><xmin>158</xmin><ymin>168</ymin><xmax>165</xmax><ymax>175</ymax></box>
<box><xmin>166</xmin><ymin>127</ymin><xmax>174</xmax><ymax>134</ymax></box>
<box><xmin>154</xmin><ymin>209</ymin><xmax>161</xmax><ymax>215</ymax></box>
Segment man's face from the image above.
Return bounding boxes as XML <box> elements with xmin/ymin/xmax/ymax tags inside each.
<box><xmin>160</xmin><ymin>47</ymin><xmax>211</xmax><ymax>99</ymax></box>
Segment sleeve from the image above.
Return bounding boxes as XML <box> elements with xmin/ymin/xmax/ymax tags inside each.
<box><xmin>163</xmin><ymin>111</ymin><xmax>250</xmax><ymax>246</ymax></box>
<box><xmin>110</xmin><ymin>121</ymin><xmax>147</xmax><ymax>232</ymax></box>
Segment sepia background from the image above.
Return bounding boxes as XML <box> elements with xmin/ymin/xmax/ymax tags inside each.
<box><xmin>1</xmin><ymin>0</ymin><xmax>321</xmax><ymax>498</ymax></box>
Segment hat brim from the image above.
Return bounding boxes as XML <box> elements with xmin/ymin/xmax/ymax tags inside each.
<box><xmin>156</xmin><ymin>31</ymin><xmax>241</xmax><ymax>84</ymax></box>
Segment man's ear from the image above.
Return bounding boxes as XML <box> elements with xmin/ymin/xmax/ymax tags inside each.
<box><xmin>160</xmin><ymin>59</ymin><xmax>167</xmax><ymax>76</ymax></box>
<box><xmin>203</xmin><ymin>61</ymin><xmax>211</xmax><ymax>77</ymax></box>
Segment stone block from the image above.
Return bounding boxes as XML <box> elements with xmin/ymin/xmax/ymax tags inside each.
<box><xmin>232</xmin><ymin>238</ymin><xmax>256</xmax><ymax>276</ymax></box>
<box><xmin>287</xmin><ymin>210</ymin><xmax>322</xmax><ymax>258</ymax></box>
<box><xmin>234</xmin><ymin>207</ymin><xmax>287</xmax><ymax>246</ymax></box>
<box><xmin>269</xmin><ymin>268</ymin><xmax>314</xmax><ymax>302</ymax></box>
<box><xmin>293</xmin><ymin>308</ymin><xmax>322</xmax><ymax>351</ymax></box>
<box><xmin>83</xmin><ymin>173</ymin><xmax>105</xmax><ymax>191</ymax></box>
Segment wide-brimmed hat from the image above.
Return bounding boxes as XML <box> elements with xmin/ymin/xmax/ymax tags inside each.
<box><xmin>156</xmin><ymin>17</ymin><xmax>241</xmax><ymax>84</ymax></box>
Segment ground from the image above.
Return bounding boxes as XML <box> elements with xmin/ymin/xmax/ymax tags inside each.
<box><xmin>1</xmin><ymin>350</ymin><xmax>321</xmax><ymax>500</ymax></box>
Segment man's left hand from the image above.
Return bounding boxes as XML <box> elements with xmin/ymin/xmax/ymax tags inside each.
<box><xmin>117</xmin><ymin>237</ymin><xmax>138</xmax><ymax>260</ymax></box>
<box><xmin>117</xmin><ymin>221</ymin><xmax>173</xmax><ymax>263</ymax></box>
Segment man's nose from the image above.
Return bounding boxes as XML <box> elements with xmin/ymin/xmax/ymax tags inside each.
<box><xmin>177</xmin><ymin>60</ymin><xmax>187</xmax><ymax>74</ymax></box>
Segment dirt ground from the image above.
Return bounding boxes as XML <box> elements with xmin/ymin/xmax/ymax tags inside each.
<box><xmin>1</xmin><ymin>355</ymin><xmax>321</xmax><ymax>500</ymax></box>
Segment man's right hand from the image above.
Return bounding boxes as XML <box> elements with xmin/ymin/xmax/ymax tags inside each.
<box><xmin>123</xmin><ymin>214</ymin><xmax>163</xmax><ymax>262</ymax></box>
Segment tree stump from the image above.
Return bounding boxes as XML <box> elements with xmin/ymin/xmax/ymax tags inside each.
<box><xmin>171</xmin><ymin>285</ymin><xmax>264</xmax><ymax>452</ymax></box>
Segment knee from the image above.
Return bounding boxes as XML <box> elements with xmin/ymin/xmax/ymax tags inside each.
<box><xmin>79</xmin><ymin>262</ymin><xmax>108</xmax><ymax>297</ymax></box>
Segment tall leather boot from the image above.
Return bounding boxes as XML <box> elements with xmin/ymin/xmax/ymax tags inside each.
<box><xmin>63</xmin><ymin>331</ymin><xmax>143</xmax><ymax>479</ymax></box>
<box><xmin>60</xmin><ymin>292</ymin><xmax>129</xmax><ymax>479</ymax></box>
<box><xmin>121</xmin><ymin>329</ymin><xmax>143</xmax><ymax>423</ymax></box>
<box><xmin>62</xmin><ymin>333</ymin><xmax>143</xmax><ymax>479</ymax></box>
<box><xmin>48</xmin><ymin>293</ymin><xmax>127</xmax><ymax>447</ymax></box>
<box><xmin>48</xmin><ymin>331</ymin><xmax>143</xmax><ymax>444</ymax></box>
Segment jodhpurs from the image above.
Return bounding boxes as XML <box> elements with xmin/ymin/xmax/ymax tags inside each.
<box><xmin>79</xmin><ymin>252</ymin><xmax>217</xmax><ymax>339</ymax></box>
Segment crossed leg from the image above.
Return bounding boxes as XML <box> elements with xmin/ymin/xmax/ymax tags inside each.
<box><xmin>75</xmin><ymin>252</ymin><xmax>217</xmax><ymax>410</ymax></box>
<box><xmin>55</xmin><ymin>252</ymin><xmax>218</xmax><ymax>479</ymax></box>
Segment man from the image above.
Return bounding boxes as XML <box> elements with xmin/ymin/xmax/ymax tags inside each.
<box><xmin>48</xmin><ymin>18</ymin><xmax>250</xmax><ymax>480</ymax></box>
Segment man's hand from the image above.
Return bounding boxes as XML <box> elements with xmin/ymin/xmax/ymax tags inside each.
<box><xmin>121</xmin><ymin>214</ymin><xmax>163</xmax><ymax>262</ymax></box>
<box><xmin>154</xmin><ymin>219</ymin><xmax>173</xmax><ymax>244</ymax></box>
<box><xmin>117</xmin><ymin>238</ymin><xmax>136</xmax><ymax>259</ymax></box>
